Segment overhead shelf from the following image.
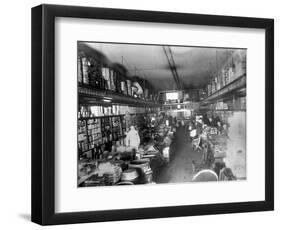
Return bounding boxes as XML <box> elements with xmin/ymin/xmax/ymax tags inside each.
<box><xmin>202</xmin><ymin>74</ymin><xmax>246</xmax><ymax>103</ymax></box>
<box><xmin>78</xmin><ymin>86</ymin><xmax>161</xmax><ymax>107</ymax></box>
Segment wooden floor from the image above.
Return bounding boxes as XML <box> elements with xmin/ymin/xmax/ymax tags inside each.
<box><xmin>154</xmin><ymin>128</ymin><xmax>202</xmax><ymax>184</ymax></box>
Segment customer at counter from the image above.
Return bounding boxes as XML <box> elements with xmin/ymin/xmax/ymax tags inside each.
<box><xmin>162</xmin><ymin>133</ymin><xmax>173</xmax><ymax>147</ymax></box>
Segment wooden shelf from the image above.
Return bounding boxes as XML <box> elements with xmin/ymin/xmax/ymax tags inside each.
<box><xmin>78</xmin><ymin>86</ymin><xmax>161</xmax><ymax>107</ymax></box>
<box><xmin>202</xmin><ymin>74</ymin><xmax>246</xmax><ymax>103</ymax></box>
<box><xmin>162</xmin><ymin>101</ymin><xmax>192</xmax><ymax>106</ymax></box>
<box><xmin>209</xmin><ymin>109</ymin><xmax>246</xmax><ymax>112</ymax></box>
<box><xmin>79</xmin><ymin>114</ymin><xmax>125</xmax><ymax>120</ymax></box>
<box><xmin>78</xmin><ymin>115</ymin><xmax>126</xmax><ymax>155</ymax></box>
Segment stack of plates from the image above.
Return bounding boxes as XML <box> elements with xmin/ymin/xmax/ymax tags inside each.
<box><xmin>121</xmin><ymin>169</ymin><xmax>139</xmax><ymax>181</ymax></box>
<box><xmin>103</xmin><ymin>167</ymin><xmax>122</xmax><ymax>185</ymax></box>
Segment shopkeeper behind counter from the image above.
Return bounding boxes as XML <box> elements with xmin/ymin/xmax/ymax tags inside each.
<box><xmin>125</xmin><ymin>125</ymin><xmax>140</xmax><ymax>150</ymax></box>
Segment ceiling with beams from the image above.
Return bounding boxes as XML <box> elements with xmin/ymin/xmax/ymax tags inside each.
<box><xmin>82</xmin><ymin>42</ymin><xmax>242</xmax><ymax>91</ymax></box>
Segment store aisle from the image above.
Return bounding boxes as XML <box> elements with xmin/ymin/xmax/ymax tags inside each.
<box><xmin>155</xmin><ymin>127</ymin><xmax>202</xmax><ymax>183</ymax></box>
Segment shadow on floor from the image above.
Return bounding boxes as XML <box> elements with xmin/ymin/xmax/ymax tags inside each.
<box><xmin>18</xmin><ymin>213</ymin><xmax>31</xmax><ymax>222</ymax></box>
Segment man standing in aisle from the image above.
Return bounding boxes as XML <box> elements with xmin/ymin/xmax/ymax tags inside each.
<box><xmin>125</xmin><ymin>125</ymin><xmax>140</xmax><ymax>150</ymax></box>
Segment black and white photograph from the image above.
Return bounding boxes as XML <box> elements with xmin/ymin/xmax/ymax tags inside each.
<box><xmin>30</xmin><ymin>3</ymin><xmax>274</xmax><ymax>225</ymax></box>
<box><xmin>77</xmin><ymin>42</ymin><xmax>247</xmax><ymax>187</ymax></box>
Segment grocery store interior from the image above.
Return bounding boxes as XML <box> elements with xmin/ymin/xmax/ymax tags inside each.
<box><xmin>77</xmin><ymin>42</ymin><xmax>246</xmax><ymax>187</ymax></box>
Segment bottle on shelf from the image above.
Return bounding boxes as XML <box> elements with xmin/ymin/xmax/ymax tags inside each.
<box><xmin>109</xmin><ymin>69</ymin><xmax>116</xmax><ymax>91</ymax></box>
<box><xmin>102</xmin><ymin>67</ymin><xmax>111</xmax><ymax>90</ymax></box>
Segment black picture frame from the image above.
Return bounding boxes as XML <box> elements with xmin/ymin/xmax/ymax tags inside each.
<box><xmin>31</xmin><ymin>4</ymin><xmax>274</xmax><ymax>225</ymax></box>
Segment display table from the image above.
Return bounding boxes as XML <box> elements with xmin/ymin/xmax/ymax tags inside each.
<box><xmin>79</xmin><ymin>147</ymin><xmax>167</xmax><ymax>187</ymax></box>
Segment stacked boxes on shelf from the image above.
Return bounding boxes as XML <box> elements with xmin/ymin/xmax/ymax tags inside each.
<box><xmin>78</xmin><ymin>56</ymin><xmax>83</xmax><ymax>83</ymax></box>
<box><xmin>78</xmin><ymin>104</ymin><xmax>160</xmax><ymax>158</ymax></box>
<box><xmin>81</xmin><ymin>57</ymin><xmax>89</xmax><ymax>85</ymax></box>
<box><xmin>215</xmin><ymin>101</ymin><xmax>228</xmax><ymax>110</ymax></box>
<box><xmin>87</xmin><ymin>118</ymin><xmax>102</xmax><ymax>149</ymax></box>
<box><xmin>206</xmin><ymin>50</ymin><xmax>246</xmax><ymax>97</ymax></box>
<box><xmin>126</xmin><ymin>79</ymin><xmax>132</xmax><ymax>96</ymax></box>
<box><xmin>78</xmin><ymin>46</ymin><xmax>157</xmax><ymax>102</ymax></box>
<box><xmin>88</xmin><ymin>56</ymin><xmax>104</xmax><ymax>89</ymax></box>
<box><xmin>111</xmin><ymin>116</ymin><xmax>124</xmax><ymax>140</ymax></box>
<box><xmin>101</xmin><ymin>67</ymin><xmax>117</xmax><ymax>91</ymax></box>
<box><xmin>78</xmin><ymin>120</ymin><xmax>88</xmax><ymax>153</ymax></box>
<box><xmin>78</xmin><ymin>115</ymin><xmax>126</xmax><ymax>157</ymax></box>
<box><xmin>211</xmin><ymin>96</ymin><xmax>246</xmax><ymax>112</ymax></box>
<box><xmin>120</xmin><ymin>78</ymin><xmax>128</xmax><ymax>95</ymax></box>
